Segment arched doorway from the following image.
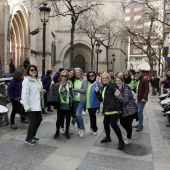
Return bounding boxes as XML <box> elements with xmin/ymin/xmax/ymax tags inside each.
<box><xmin>10</xmin><ymin>7</ymin><xmax>29</xmax><ymax>67</ymax></box>
<box><xmin>73</xmin><ymin>55</ymin><xmax>85</xmax><ymax>71</ymax></box>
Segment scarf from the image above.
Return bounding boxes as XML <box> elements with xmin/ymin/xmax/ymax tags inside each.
<box><xmin>124</xmin><ymin>77</ymin><xmax>132</xmax><ymax>84</ymax></box>
<box><xmin>60</xmin><ymin>83</ymin><xmax>68</xmax><ymax>102</ymax></box>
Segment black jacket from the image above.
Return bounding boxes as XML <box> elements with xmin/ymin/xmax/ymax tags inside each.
<box><xmin>95</xmin><ymin>82</ymin><xmax>122</xmax><ymax>112</ymax></box>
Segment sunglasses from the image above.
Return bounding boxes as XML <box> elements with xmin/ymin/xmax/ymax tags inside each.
<box><xmin>30</xmin><ymin>69</ymin><xmax>37</xmax><ymax>72</ymax></box>
<box><xmin>61</xmin><ymin>75</ymin><xmax>67</xmax><ymax>77</ymax></box>
<box><xmin>135</xmin><ymin>72</ymin><xmax>140</xmax><ymax>74</ymax></box>
<box><xmin>89</xmin><ymin>75</ymin><xmax>95</xmax><ymax>78</ymax></box>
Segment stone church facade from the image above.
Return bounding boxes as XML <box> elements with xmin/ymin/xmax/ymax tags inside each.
<box><xmin>0</xmin><ymin>0</ymin><xmax>127</xmax><ymax>75</ymax></box>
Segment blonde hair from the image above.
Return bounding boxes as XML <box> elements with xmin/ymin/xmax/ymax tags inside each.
<box><xmin>115</xmin><ymin>76</ymin><xmax>124</xmax><ymax>82</ymax></box>
<box><xmin>101</xmin><ymin>72</ymin><xmax>111</xmax><ymax>85</ymax></box>
<box><xmin>74</xmin><ymin>67</ymin><xmax>84</xmax><ymax>78</ymax></box>
<box><xmin>60</xmin><ymin>70</ymin><xmax>69</xmax><ymax>80</ymax></box>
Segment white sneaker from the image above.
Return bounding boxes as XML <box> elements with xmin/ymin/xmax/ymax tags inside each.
<box><xmin>124</xmin><ymin>138</ymin><xmax>132</xmax><ymax>144</ymax></box>
<box><xmin>90</xmin><ymin>128</ymin><xmax>93</xmax><ymax>135</ymax></box>
<box><xmin>92</xmin><ymin>131</ymin><xmax>97</xmax><ymax>136</ymax></box>
<box><xmin>123</xmin><ymin>135</ymin><xmax>127</xmax><ymax>140</ymax></box>
<box><xmin>79</xmin><ymin>129</ymin><xmax>85</xmax><ymax>138</ymax></box>
<box><xmin>68</xmin><ymin>129</ymin><xmax>73</xmax><ymax>134</ymax></box>
<box><xmin>78</xmin><ymin>129</ymin><xmax>81</xmax><ymax>136</ymax></box>
<box><xmin>82</xmin><ymin>111</ymin><xmax>86</xmax><ymax>115</ymax></box>
<box><xmin>60</xmin><ymin>128</ymin><xmax>65</xmax><ymax>135</ymax></box>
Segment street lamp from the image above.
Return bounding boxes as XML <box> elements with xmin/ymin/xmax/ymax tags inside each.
<box><xmin>39</xmin><ymin>3</ymin><xmax>51</xmax><ymax>76</ymax></box>
<box><xmin>112</xmin><ymin>54</ymin><xmax>116</xmax><ymax>71</ymax></box>
<box><xmin>96</xmin><ymin>42</ymin><xmax>100</xmax><ymax>74</ymax></box>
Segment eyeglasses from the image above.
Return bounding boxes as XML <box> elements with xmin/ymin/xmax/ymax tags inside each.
<box><xmin>89</xmin><ymin>75</ymin><xmax>95</xmax><ymax>78</ymax></box>
<box><xmin>30</xmin><ymin>69</ymin><xmax>37</xmax><ymax>72</ymax></box>
<box><xmin>61</xmin><ymin>75</ymin><xmax>67</xmax><ymax>77</ymax></box>
<box><xmin>135</xmin><ymin>72</ymin><xmax>140</xmax><ymax>74</ymax></box>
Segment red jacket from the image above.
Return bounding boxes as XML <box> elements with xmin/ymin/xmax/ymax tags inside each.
<box><xmin>137</xmin><ymin>75</ymin><xmax>149</xmax><ymax>102</ymax></box>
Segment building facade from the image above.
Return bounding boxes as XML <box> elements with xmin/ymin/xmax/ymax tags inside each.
<box><xmin>0</xmin><ymin>0</ymin><xmax>127</xmax><ymax>75</ymax></box>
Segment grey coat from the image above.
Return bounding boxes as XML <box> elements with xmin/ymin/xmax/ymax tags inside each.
<box><xmin>116</xmin><ymin>83</ymin><xmax>137</xmax><ymax>117</ymax></box>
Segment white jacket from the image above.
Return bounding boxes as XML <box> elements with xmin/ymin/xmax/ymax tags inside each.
<box><xmin>21</xmin><ymin>76</ymin><xmax>44</xmax><ymax>112</ymax></box>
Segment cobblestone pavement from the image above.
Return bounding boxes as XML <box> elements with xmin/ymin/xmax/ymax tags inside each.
<box><xmin>0</xmin><ymin>95</ymin><xmax>170</xmax><ymax>170</ymax></box>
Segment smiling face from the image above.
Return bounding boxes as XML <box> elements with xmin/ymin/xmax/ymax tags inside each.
<box><xmin>29</xmin><ymin>67</ymin><xmax>37</xmax><ymax>77</ymax></box>
<box><xmin>123</xmin><ymin>71</ymin><xmax>130</xmax><ymax>79</ymax></box>
<box><xmin>115</xmin><ymin>77</ymin><xmax>123</xmax><ymax>87</ymax></box>
<box><xmin>68</xmin><ymin>70</ymin><xmax>74</xmax><ymax>79</ymax></box>
<box><xmin>101</xmin><ymin>72</ymin><xmax>110</xmax><ymax>85</ymax></box>
<box><xmin>60</xmin><ymin>70</ymin><xmax>68</xmax><ymax>83</ymax></box>
<box><xmin>75</xmin><ymin>69</ymin><xmax>82</xmax><ymax>79</ymax></box>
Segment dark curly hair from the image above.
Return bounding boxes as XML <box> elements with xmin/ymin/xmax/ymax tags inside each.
<box><xmin>13</xmin><ymin>69</ymin><xmax>23</xmax><ymax>81</ymax></box>
<box><xmin>87</xmin><ymin>70</ymin><xmax>97</xmax><ymax>82</ymax></box>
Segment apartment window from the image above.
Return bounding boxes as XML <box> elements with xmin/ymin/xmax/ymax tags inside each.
<box><xmin>133</xmin><ymin>49</ymin><xmax>142</xmax><ymax>53</ymax></box>
<box><xmin>125</xmin><ymin>8</ymin><xmax>130</xmax><ymax>13</ymax></box>
<box><xmin>134</xmin><ymin>15</ymin><xmax>141</xmax><ymax>20</ymax></box>
<box><xmin>125</xmin><ymin>16</ymin><xmax>130</xmax><ymax>21</ymax></box>
<box><xmin>135</xmin><ymin>57</ymin><xmax>142</xmax><ymax>61</ymax></box>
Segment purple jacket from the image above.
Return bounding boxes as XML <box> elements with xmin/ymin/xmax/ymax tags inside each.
<box><xmin>53</xmin><ymin>72</ymin><xmax>60</xmax><ymax>83</ymax></box>
<box><xmin>42</xmin><ymin>75</ymin><xmax>52</xmax><ymax>87</ymax></box>
<box><xmin>162</xmin><ymin>79</ymin><xmax>170</xmax><ymax>94</ymax></box>
<box><xmin>7</xmin><ymin>79</ymin><xmax>22</xmax><ymax>99</ymax></box>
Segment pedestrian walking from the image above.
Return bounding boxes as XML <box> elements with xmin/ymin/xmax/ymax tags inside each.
<box><xmin>133</xmin><ymin>69</ymin><xmax>149</xmax><ymax>131</ymax></box>
<box><xmin>21</xmin><ymin>65</ymin><xmax>44</xmax><ymax>145</ymax></box>
<box><xmin>23</xmin><ymin>58</ymin><xmax>31</xmax><ymax>70</ymax></box>
<box><xmin>95</xmin><ymin>72</ymin><xmax>125</xmax><ymax>150</ymax></box>
<box><xmin>7</xmin><ymin>69</ymin><xmax>28</xmax><ymax>129</ymax></box>
<box><xmin>9</xmin><ymin>59</ymin><xmax>15</xmax><ymax>74</ymax></box>
<box><xmin>53</xmin><ymin>68</ymin><xmax>64</xmax><ymax>83</ymax></box>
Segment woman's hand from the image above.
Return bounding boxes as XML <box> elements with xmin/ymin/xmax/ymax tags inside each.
<box><xmin>114</xmin><ymin>89</ymin><xmax>120</xmax><ymax>96</ymax></box>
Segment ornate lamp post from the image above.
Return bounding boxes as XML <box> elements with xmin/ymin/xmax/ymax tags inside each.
<box><xmin>39</xmin><ymin>3</ymin><xmax>51</xmax><ymax>76</ymax></box>
<box><xmin>96</xmin><ymin>42</ymin><xmax>100</xmax><ymax>74</ymax></box>
<box><xmin>112</xmin><ymin>54</ymin><xmax>116</xmax><ymax>71</ymax></box>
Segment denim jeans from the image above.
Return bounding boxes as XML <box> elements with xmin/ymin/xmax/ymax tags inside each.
<box><xmin>73</xmin><ymin>101</ymin><xmax>85</xmax><ymax>130</ymax></box>
<box><xmin>138</xmin><ymin>102</ymin><xmax>146</xmax><ymax>125</ymax></box>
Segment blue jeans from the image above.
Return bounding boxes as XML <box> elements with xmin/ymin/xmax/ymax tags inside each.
<box><xmin>138</xmin><ymin>102</ymin><xmax>146</xmax><ymax>125</ymax></box>
<box><xmin>73</xmin><ymin>101</ymin><xmax>85</xmax><ymax>130</ymax></box>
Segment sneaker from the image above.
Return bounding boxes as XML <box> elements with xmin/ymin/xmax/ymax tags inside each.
<box><xmin>60</xmin><ymin>128</ymin><xmax>65</xmax><ymax>135</ymax></box>
<box><xmin>90</xmin><ymin>128</ymin><xmax>93</xmax><ymax>135</ymax></box>
<box><xmin>21</xmin><ymin>119</ymin><xmax>29</xmax><ymax>124</ymax></box>
<box><xmin>124</xmin><ymin>138</ymin><xmax>132</xmax><ymax>145</ymax></box>
<box><xmin>78</xmin><ymin>129</ymin><xmax>81</xmax><ymax>136</ymax></box>
<box><xmin>82</xmin><ymin>111</ymin><xmax>86</xmax><ymax>115</ymax></box>
<box><xmin>10</xmin><ymin>124</ymin><xmax>18</xmax><ymax>129</ymax></box>
<box><xmin>54</xmin><ymin>131</ymin><xmax>59</xmax><ymax>139</ymax></box>
<box><xmin>68</xmin><ymin>129</ymin><xmax>73</xmax><ymax>134</ymax></box>
<box><xmin>25</xmin><ymin>140</ymin><xmax>37</xmax><ymax>145</ymax></box>
<box><xmin>33</xmin><ymin>137</ymin><xmax>39</xmax><ymax>141</ymax></box>
<box><xmin>92</xmin><ymin>131</ymin><xmax>97</xmax><ymax>136</ymax></box>
<box><xmin>136</xmin><ymin>125</ymin><xmax>143</xmax><ymax>132</ymax></box>
<box><xmin>79</xmin><ymin>129</ymin><xmax>85</xmax><ymax>138</ymax></box>
<box><xmin>123</xmin><ymin>135</ymin><xmax>127</xmax><ymax>140</ymax></box>
<box><xmin>100</xmin><ymin>137</ymin><xmax>111</xmax><ymax>143</ymax></box>
<box><xmin>133</xmin><ymin>124</ymin><xmax>139</xmax><ymax>128</ymax></box>
<box><xmin>65</xmin><ymin>132</ymin><xmax>70</xmax><ymax>139</ymax></box>
<box><xmin>118</xmin><ymin>141</ymin><xmax>125</xmax><ymax>150</ymax></box>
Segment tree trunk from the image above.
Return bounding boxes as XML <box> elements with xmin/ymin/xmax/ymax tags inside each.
<box><xmin>70</xmin><ymin>20</ymin><xmax>75</xmax><ymax>68</ymax></box>
<box><xmin>106</xmin><ymin>46</ymin><xmax>109</xmax><ymax>71</ymax></box>
<box><xmin>91</xmin><ymin>43</ymin><xmax>94</xmax><ymax>70</ymax></box>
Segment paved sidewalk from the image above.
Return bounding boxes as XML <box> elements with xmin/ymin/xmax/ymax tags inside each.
<box><xmin>0</xmin><ymin>94</ymin><xmax>170</xmax><ymax>170</ymax></box>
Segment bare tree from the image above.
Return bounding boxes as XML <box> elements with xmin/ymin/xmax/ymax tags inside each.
<box><xmin>47</xmin><ymin>0</ymin><xmax>102</xmax><ymax>68</ymax></box>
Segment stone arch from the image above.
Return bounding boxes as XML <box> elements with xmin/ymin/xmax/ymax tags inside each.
<box><xmin>10</xmin><ymin>4</ymin><xmax>29</xmax><ymax>67</ymax></box>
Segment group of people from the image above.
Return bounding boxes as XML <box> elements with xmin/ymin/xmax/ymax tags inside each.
<box><xmin>7</xmin><ymin>63</ymin><xmax>150</xmax><ymax>150</ymax></box>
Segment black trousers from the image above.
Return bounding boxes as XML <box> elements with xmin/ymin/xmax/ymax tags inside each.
<box><xmin>26</xmin><ymin>111</ymin><xmax>42</xmax><ymax>141</ymax></box>
<box><xmin>88</xmin><ymin>108</ymin><xmax>98</xmax><ymax>132</ymax></box>
<box><xmin>120</xmin><ymin>114</ymin><xmax>134</xmax><ymax>139</ymax></box>
<box><xmin>56</xmin><ymin>108</ymin><xmax>70</xmax><ymax>133</ymax></box>
<box><xmin>11</xmin><ymin>99</ymin><xmax>25</xmax><ymax>124</ymax></box>
<box><xmin>103</xmin><ymin>114</ymin><xmax>123</xmax><ymax>142</ymax></box>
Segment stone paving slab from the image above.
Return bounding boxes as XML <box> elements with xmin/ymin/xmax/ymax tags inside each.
<box><xmin>0</xmin><ymin>138</ymin><xmax>57</xmax><ymax>170</ymax></box>
<box><xmin>77</xmin><ymin>152</ymin><xmax>154</xmax><ymax>170</ymax></box>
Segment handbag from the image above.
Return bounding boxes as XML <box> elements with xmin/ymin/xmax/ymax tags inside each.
<box><xmin>47</xmin><ymin>84</ymin><xmax>59</xmax><ymax>106</ymax></box>
<box><xmin>60</xmin><ymin>103</ymin><xmax>70</xmax><ymax>110</ymax></box>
